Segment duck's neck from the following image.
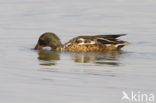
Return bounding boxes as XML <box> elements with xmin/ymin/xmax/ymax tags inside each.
<box><xmin>55</xmin><ymin>43</ymin><xmax>64</xmax><ymax>51</ymax></box>
<box><xmin>56</xmin><ymin>46</ymin><xmax>63</xmax><ymax>51</ymax></box>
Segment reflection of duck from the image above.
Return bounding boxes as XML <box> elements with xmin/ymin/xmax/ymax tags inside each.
<box><xmin>38</xmin><ymin>50</ymin><xmax>60</xmax><ymax>66</ymax></box>
<box><xmin>35</xmin><ymin>32</ymin><xmax>130</xmax><ymax>52</ymax></box>
<box><xmin>37</xmin><ymin>49</ymin><xmax>127</xmax><ymax>66</ymax></box>
<box><xmin>71</xmin><ymin>51</ymin><xmax>127</xmax><ymax>66</ymax></box>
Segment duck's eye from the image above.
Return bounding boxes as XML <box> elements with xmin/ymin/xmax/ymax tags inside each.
<box><xmin>39</xmin><ymin>39</ymin><xmax>47</xmax><ymax>46</ymax></box>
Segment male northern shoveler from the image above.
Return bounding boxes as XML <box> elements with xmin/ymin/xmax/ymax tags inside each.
<box><xmin>35</xmin><ymin>32</ymin><xmax>130</xmax><ymax>52</ymax></box>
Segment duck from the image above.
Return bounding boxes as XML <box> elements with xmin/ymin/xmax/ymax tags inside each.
<box><xmin>35</xmin><ymin>32</ymin><xmax>130</xmax><ymax>52</ymax></box>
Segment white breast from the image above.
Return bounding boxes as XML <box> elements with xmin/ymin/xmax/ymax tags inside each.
<box><xmin>43</xmin><ymin>46</ymin><xmax>52</xmax><ymax>50</ymax></box>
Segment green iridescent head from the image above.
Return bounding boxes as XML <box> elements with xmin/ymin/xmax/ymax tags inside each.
<box><xmin>35</xmin><ymin>32</ymin><xmax>62</xmax><ymax>50</ymax></box>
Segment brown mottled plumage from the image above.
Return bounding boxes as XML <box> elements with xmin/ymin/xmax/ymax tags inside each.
<box><xmin>35</xmin><ymin>32</ymin><xmax>130</xmax><ymax>52</ymax></box>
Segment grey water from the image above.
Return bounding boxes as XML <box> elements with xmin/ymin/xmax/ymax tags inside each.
<box><xmin>0</xmin><ymin>0</ymin><xmax>156</xmax><ymax>103</ymax></box>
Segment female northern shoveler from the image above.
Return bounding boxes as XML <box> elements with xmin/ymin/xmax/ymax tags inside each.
<box><xmin>35</xmin><ymin>32</ymin><xmax>130</xmax><ymax>52</ymax></box>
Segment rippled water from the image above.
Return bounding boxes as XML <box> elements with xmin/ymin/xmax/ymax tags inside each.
<box><xmin>0</xmin><ymin>0</ymin><xmax>156</xmax><ymax>103</ymax></box>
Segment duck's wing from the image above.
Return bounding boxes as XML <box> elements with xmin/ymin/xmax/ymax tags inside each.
<box><xmin>63</xmin><ymin>34</ymin><xmax>128</xmax><ymax>47</ymax></box>
<box><xmin>95</xmin><ymin>34</ymin><xmax>126</xmax><ymax>44</ymax></box>
<box><xmin>94</xmin><ymin>34</ymin><xmax>126</xmax><ymax>39</ymax></box>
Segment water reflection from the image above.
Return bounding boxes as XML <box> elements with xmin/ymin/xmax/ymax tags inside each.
<box><xmin>38</xmin><ymin>50</ymin><xmax>60</xmax><ymax>66</ymax></box>
<box><xmin>71</xmin><ymin>51</ymin><xmax>126</xmax><ymax>66</ymax></box>
<box><xmin>38</xmin><ymin>50</ymin><xmax>127</xmax><ymax>66</ymax></box>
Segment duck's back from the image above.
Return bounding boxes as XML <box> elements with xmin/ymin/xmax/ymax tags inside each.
<box><xmin>62</xmin><ymin>34</ymin><xmax>130</xmax><ymax>52</ymax></box>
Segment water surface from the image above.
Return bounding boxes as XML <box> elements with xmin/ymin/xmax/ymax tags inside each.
<box><xmin>0</xmin><ymin>0</ymin><xmax>156</xmax><ymax>103</ymax></box>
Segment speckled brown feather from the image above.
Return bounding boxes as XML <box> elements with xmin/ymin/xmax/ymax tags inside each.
<box><xmin>63</xmin><ymin>44</ymin><xmax>117</xmax><ymax>52</ymax></box>
<box><xmin>61</xmin><ymin>34</ymin><xmax>130</xmax><ymax>52</ymax></box>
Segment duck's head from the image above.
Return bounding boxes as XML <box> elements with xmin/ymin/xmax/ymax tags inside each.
<box><xmin>35</xmin><ymin>32</ymin><xmax>62</xmax><ymax>50</ymax></box>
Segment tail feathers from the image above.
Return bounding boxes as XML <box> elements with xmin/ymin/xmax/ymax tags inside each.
<box><xmin>115</xmin><ymin>42</ymin><xmax>131</xmax><ymax>49</ymax></box>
